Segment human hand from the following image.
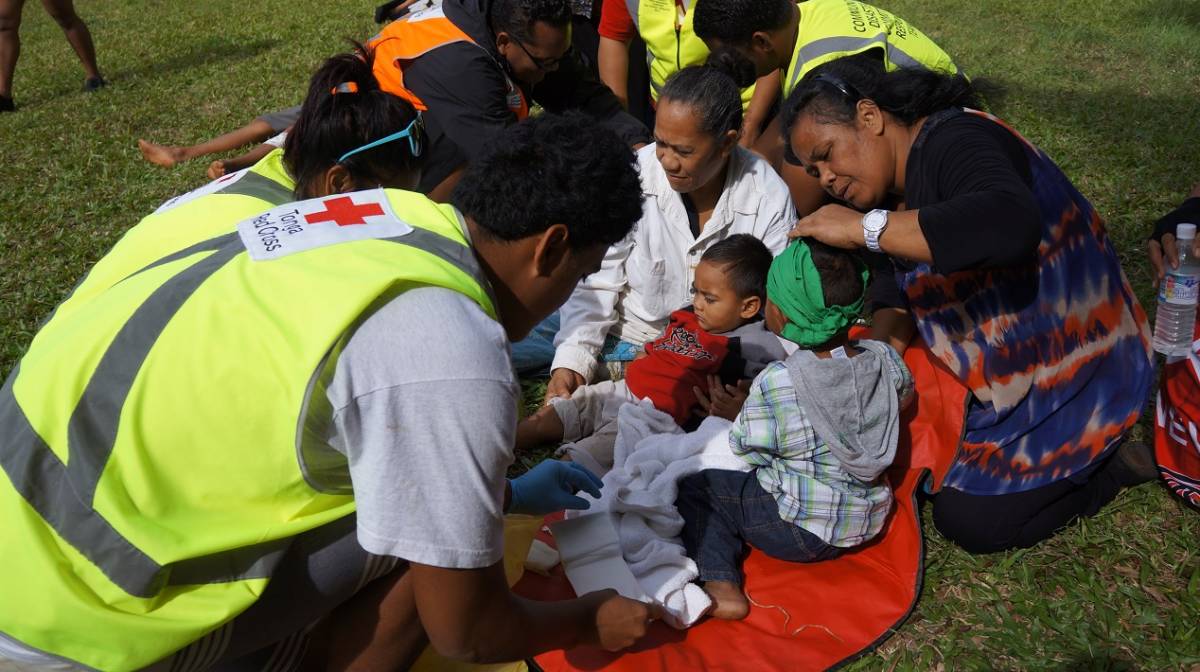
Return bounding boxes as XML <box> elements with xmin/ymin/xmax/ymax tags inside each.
<box><xmin>545</xmin><ymin>368</ymin><xmax>586</xmax><ymax>404</ymax></box>
<box><xmin>1148</xmin><ymin>233</ymin><xmax>1200</xmax><ymax>289</ymax></box>
<box><xmin>508</xmin><ymin>460</ymin><xmax>603</xmax><ymax>515</ymax></box>
<box><xmin>581</xmin><ymin>590</ymin><xmax>663</xmax><ymax>651</ymax></box>
<box><xmin>694</xmin><ymin>376</ymin><xmax>751</xmax><ymax>421</ymax></box>
<box><xmin>788</xmin><ymin>203</ymin><xmax>866</xmax><ymax>249</ymax></box>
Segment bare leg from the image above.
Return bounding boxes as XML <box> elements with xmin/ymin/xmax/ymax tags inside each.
<box><xmin>702</xmin><ymin>580</ymin><xmax>749</xmax><ymax>620</ymax></box>
<box><xmin>304</xmin><ymin>567</ymin><xmax>429</xmax><ymax>671</ymax></box>
<box><xmin>516</xmin><ymin>404</ymin><xmax>566</xmax><ymax>451</ymax></box>
<box><xmin>40</xmin><ymin>0</ymin><xmax>99</xmax><ymax>81</ymax></box>
<box><xmin>0</xmin><ymin>0</ymin><xmax>25</xmax><ymax>101</ymax></box>
<box><xmin>207</xmin><ymin>142</ymin><xmax>275</xmax><ymax>179</ymax></box>
<box><xmin>139</xmin><ymin>118</ymin><xmax>275</xmax><ymax>168</ymax></box>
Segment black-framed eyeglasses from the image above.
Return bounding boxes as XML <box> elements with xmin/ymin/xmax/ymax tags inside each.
<box><xmin>512</xmin><ymin>38</ymin><xmax>572</xmax><ymax>71</ymax></box>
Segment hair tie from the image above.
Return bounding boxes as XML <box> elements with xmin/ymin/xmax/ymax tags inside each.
<box><xmin>331</xmin><ymin>81</ymin><xmax>360</xmax><ymax>95</ymax></box>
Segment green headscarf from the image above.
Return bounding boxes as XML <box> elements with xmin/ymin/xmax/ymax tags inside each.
<box><xmin>766</xmin><ymin>240</ymin><xmax>867</xmax><ymax>347</ymax></box>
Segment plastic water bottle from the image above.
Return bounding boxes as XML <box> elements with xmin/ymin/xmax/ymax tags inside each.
<box><xmin>1153</xmin><ymin>223</ymin><xmax>1200</xmax><ymax>357</ymax></box>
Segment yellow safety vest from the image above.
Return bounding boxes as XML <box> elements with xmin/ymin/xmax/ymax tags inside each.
<box><xmin>783</xmin><ymin>0</ymin><xmax>959</xmax><ymax>98</ymax></box>
<box><xmin>0</xmin><ymin>178</ymin><xmax>496</xmax><ymax>670</ymax></box>
<box><xmin>629</xmin><ymin>0</ymin><xmax>756</xmax><ymax>110</ymax></box>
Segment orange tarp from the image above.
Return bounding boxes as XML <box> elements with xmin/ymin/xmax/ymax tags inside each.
<box><xmin>515</xmin><ymin>335</ymin><xmax>967</xmax><ymax>671</ymax></box>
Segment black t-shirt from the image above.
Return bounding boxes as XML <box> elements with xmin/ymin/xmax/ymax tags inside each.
<box><xmin>1150</xmin><ymin>196</ymin><xmax>1200</xmax><ymax>243</ymax></box>
<box><xmin>870</xmin><ymin>109</ymin><xmax>1043</xmax><ymax>311</ymax></box>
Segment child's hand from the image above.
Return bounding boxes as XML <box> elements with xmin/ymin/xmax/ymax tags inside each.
<box><xmin>694</xmin><ymin>376</ymin><xmax>751</xmax><ymax>422</ymax></box>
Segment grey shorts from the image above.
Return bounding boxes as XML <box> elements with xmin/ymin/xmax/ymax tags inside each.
<box><xmin>1</xmin><ymin>515</ymin><xmax>401</xmax><ymax>672</ymax></box>
<box><xmin>255</xmin><ymin>106</ymin><xmax>302</xmax><ymax>134</ymax></box>
<box><xmin>152</xmin><ymin>514</ymin><xmax>401</xmax><ymax>672</ymax></box>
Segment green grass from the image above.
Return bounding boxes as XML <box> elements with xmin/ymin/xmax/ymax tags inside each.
<box><xmin>1</xmin><ymin>0</ymin><xmax>1198</xmax><ymax>669</ymax></box>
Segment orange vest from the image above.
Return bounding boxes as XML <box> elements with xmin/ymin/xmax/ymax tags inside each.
<box><xmin>369</xmin><ymin>5</ymin><xmax>530</xmax><ymax>119</ymax></box>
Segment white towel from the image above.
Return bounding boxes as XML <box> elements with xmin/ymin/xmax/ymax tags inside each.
<box><xmin>558</xmin><ymin>399</ymin><xmax>750</xmax><ymax>628</ymax></box>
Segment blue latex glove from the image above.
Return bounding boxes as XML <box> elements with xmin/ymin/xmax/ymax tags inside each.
<box><xmin>508</xmin><ymin>460</ymin><xmax>604</xmax><ymax>516</ymax></box>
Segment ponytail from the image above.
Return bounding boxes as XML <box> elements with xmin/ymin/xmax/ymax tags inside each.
<box><xmin>704</xmin><ymin>48</ymin><xmax>758</xmax><ymax>90</ymax></box>
<box><xmin>782</xmin><ymin>54</ymin><xmax>985</xmax><ymax>135</ymax></box>
<box><xmin>284</xmin><ymin>42</ymin><xmax>424</xmax><ymax>197</ymax></box>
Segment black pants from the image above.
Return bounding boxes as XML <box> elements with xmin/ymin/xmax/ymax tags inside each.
<box><xmin>930</xmin><ymin>455</ymin><xmax>1124</xmax><ymax>554</ymax></box>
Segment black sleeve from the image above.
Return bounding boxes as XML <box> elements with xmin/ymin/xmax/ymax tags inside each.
<box><xmin>911</xmin><ymin>117</ymin><xmax>1042</xmax><ymax>274</ymax></box>
<box><xmin>403</xmin><ymin>44</ymin><xmax>517</xmax><ymax>161</ymax></box>
<box><xmin>864</xmin><ymin>250</ymin><xmax>906</xmax><ymax>312</ymax></box>
<box><xmin>531</xmin><ymin>49</ymin><xmax>651</xmax><ymax>147</ymax></box>
<box><xmin>1150</xmin><ymin>196</ymin><xmax>1200</xmax><ymax>244</ymax></box>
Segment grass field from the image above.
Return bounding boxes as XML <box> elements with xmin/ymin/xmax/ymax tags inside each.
<box><xmin>1</xmin><ymin>0</ymin><xmax>1198</xmax><ymax>669</ymax></box>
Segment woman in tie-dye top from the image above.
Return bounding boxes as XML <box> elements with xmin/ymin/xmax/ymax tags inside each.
<box><xmin>780</xmin><ymin>55</ymin><xmax>1155</xmax><ymax>553</ymax></box>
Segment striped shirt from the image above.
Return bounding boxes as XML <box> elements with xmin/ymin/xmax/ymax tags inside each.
<box><xmin>729</xmin><ymin>348</ymin><xmax>912</xmax><ymax>548</ymax></box>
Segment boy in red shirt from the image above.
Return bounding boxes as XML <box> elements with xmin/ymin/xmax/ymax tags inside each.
<box><xmin>517</xmin><ymin>234</ymin><xmax>786</xmax><ymax>474</ymax></box>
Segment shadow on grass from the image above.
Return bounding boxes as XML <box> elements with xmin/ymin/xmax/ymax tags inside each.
<box><xmin>19</xmin><ymin>36</ymin><xmax>281</xmax><ymax>109</ymax></box>
<box><xmin>987</xmin><ymin>79</ymin><xmax>1200</xmax><ymax>181</ymax></box>
<box><xmin>1135</xmin><ymin>0</ymin><xmax>1200</xmax><ymax>28</ymax></box>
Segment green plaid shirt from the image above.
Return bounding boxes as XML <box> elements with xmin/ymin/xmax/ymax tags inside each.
<box><xmin>729</xmin><ymin>348</ymin><xmax>912</xmax><ymax>548</ymax></box>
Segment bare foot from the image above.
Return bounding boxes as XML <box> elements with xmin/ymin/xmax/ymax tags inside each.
<box><xmin>703</xmin><ymin>580</ymin><xmax>750</xmax><ymax>620</ymax></box>
<box><xmin>138</xmin><ymin>139</ymin><xmax>189</xmax><ymax>168</ymax></box>
<box><xmin>207</xmin><ymin>160</ymin><xmax>228</xmax><ymax>181</ymax></box>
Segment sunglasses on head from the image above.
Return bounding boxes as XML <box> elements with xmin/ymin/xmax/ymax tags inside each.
<box><xmin>337</xmin><ymin>114</ymin><xmax>424</xmax><ymax>164</ymax></box>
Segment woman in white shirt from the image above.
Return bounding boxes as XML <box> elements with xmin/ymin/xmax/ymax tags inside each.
<box><xmin>535</xmin><ymin>64</ymin><xmax>796</xmax><ymax>400</ymax></box>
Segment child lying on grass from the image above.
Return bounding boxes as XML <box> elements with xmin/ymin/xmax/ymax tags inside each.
<box><xmin>516</xmin><ymin>234</ymin><xmax>787</xmax><ymax>474</ymax></box>
<box><xmin>677</xmin><ymin>239</ymin><xmax>913</xmax><ymax>620</ymax></box>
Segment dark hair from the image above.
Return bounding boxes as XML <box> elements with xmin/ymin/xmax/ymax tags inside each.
<box><xmin>452</xmin><ymin>112</ymin><xmax>643</xmax><ymax>250</ymax></box>
<box><xmin>701</xmin><ymin>234</ymin><xmax>773</xmax><ymax>300</ymax></box>
<box><xmin>489</xmin><ymin>0</ymin><xmax>571</xmax><ymax>42</ymax></box>
<box><xmin>283</xmin><ymin>44</ymin><xmax>423</xmax><ymax>197</ymax></box>
<box><xmin>805</xmin><ymin>239</ymin><xmax>866</xmax><ymax>308</ymax></box>
<box><xmin>692</xmin><ymin>0</ymin><xmax>792</xmax><ymax>45</ymax></box>
<box><xmin>782</xmin><ymin>55</ymin><xmax>983</xmax><ymax>136</ymax></box>
<box><xmin>659</xmin><ymin>65</ymin><xmax>743</xmax><ymax>137</ymax></box>
<box><xmin>705</xmin><ymin>48</ymin><xmax>759</xmax><ymax>89</ymax></box>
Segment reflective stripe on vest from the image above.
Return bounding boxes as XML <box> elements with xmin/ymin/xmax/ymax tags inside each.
<box><xmin>627</xmin><ymin>0</ymin><xmax>756</xmax><ymax>109</ymax></box>
<box><xmin>0</xmin><ymin>189</ymin><xmax>495</xmax><ymax>670</ymax></box>
<box><xmin>783</xmin><ymin>0</ymin><xmax>959</xmax><ymax>98</ymax></box>
<box><xmin>369</xmin><ymin>0</ymin><xmax>529</xmax><ymax>119</ymax></box>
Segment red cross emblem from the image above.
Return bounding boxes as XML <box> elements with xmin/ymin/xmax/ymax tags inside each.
<box><xmin>305</xmin><ymin>196</ymin><xmax>386</xmax><ymax>227</ymax></box>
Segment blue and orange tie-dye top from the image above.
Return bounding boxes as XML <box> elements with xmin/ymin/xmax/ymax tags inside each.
<box><xmin>898</xmin><ymin>108</ymin><xmax>1153</xmax><ymax>495</ymax></box>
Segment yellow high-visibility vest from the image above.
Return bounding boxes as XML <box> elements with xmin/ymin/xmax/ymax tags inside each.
<box><xmin>783</xmin><ymin>0</ymin><xmax>958</xmax><ymax>98</ymax></box>
<box><xmin>629</xmin><ymin>0</ymin><xmax>756</xmax><ymax>110</ymax></box>
<box><xmin>0</xmin><ymin>177</ymin><xmax>496</xmax><ymax>670</ymax></box>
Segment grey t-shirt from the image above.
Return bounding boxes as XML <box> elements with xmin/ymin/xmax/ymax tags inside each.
<box><xmin>324</xmin><ymin>286</ymin><xmax>518</xmax><ymax>569</ymax></box>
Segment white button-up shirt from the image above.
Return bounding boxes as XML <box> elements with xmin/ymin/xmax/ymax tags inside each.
<box><xmin>552</xmin><ymin>144</ymin><xmax>796</xmax><ymax>381</ymax></box>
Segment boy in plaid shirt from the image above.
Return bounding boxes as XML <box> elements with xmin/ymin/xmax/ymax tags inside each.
<box><xmin>677</xmin><ymin>239</ymin><xmax>913</xmax><ymax>620</ymax></box>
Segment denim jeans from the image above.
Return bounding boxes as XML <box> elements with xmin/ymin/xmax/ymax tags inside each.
<box><xmin>677</xmin><ymin>469</ymin><xmax>842</xmax><ymax>584</ymax></box>
<box><xmin>509</xmin><ymin>311</ymin><xmax>640</xmax><ymax>377</ymax></box>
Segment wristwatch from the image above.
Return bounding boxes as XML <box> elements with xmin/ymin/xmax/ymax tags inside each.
<box><xmin>862</xmin><ymin>209</ymin><xmax>889</xmax><ymax>253</ymax></box>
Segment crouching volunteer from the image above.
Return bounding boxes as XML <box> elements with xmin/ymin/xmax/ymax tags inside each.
<box><xmin>368</xmin><ymin>0</ymin><xmax>650</xmax><ymax>199</ymax></box>
<box><xmin>692</xmin><ymin>0</ymin><xmax>958</xmax><ymax>215</ymax></box>
<box><xmin>0</xmin><ymin>58</ymin><xmax>655</xmax><ymax>672</ymax></box>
